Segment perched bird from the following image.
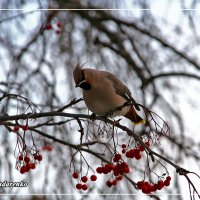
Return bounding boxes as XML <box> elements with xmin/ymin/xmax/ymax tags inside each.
<box><xmin>73</xmin><ymin>64</ymin><xmax>145</xmax><ymax>124</ymax></box>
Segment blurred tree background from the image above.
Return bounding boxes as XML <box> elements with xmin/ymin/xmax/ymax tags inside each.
<box><xmin>0</xmin><ymin>0</ymin><xmax>200</xmax><ymax>200</ymax></box>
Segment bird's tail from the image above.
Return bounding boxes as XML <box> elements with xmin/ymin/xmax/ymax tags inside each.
<box><xmin>125</xmin><ymin>106</ymin><xmax>145</xmax><ymax>125</ymax></box>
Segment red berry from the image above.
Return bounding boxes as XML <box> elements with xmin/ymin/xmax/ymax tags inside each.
<box><xmin>45</xmin><ymin>24</ymin><xmax>52</xmax><ymax>30</ymax></box>
<box><xmin>48</xmin><ymin>145</ymin><xmax>53</xmax><ymax>151</ymax></box>
<box><xmin>90</xmin><ymin>175</ymin><xmax>97</xmax><ymax>181</ymax></box>
<box><xmin>34</xmin><ymin>155</ymin><xmax>38</xmax><ymax>160</ymax></box>
<box><xmin>164</xmin><ymin>180</ymin><xmax>170</xmax><ymax>186</ymax></box>
<box><xmin>22</xmin><ymin>125</ymin><xmax>29</xmax><ymax>131</ymax></box>
<box><xmin>137</xmin><ymin>181</ymin><xmax>144</xmax><ymax>190</ymax></box>
<box><xmin>116</xmin><ymin>175</ymin><xmax>123</xmax><ymax>181</ymax></box>
<box><xmin>18</xmin><ymin>155</ymin><xmax>23</xmax><ymax>161</ymax></box>
<box><xmin>14</xmin><ymin>126</ymin><xmax>20</xmax><ymax>132</ymax></box>
<box><xmin>29</xmin><ymin>163</ymin><xmax>36</xmax><ymax>169</ymax></box>
<box><xmin>113</xmin><ymin>170</ymin><xmax>120</xmax><ymax>177</ymax></box>
<box><xmin>20</xmin><ymin>166</ymin><xmax>27</xmax><ymax>174</ymax></box>
<box><xmin>134</xmin><ymin>148</ymin><xmax>140</xmax><ymax>154</ymax></box>
<box><xmin>102</xmin><ymin>167</ymin><xmax>109</xmax><ymax>174</ymax></box>
<box><xmin>113</xmin><ymin>153</ymin><xmax>121</xmax><ymax>162</ymax></box>
<box><xmin>122</xmin><ymin>149</ymin><xmax>126</xmax><ymax>154</ymax></box>
<box><xmin>43</xmin><ymin>145</ymin><xmax>53</xmax><ymax>151</ymax></box>
<box><xmin>37</xmin><ymin>154</ymin><xmax>43</xmax><ymax>161</ymax></box>
<box><xmin>104</xmin><ymin>164</ymin><xmax>113</xmax><ymax>173</ymax></box>
<box><xmin>121</xmin><ymin>144</ymin><xmax>126</xmax><ymax>148</ymax></box>
<box><xmin>149</xmin><ymin>185</ymin><xmax>154</xmax><ymax>192</ymax></box>
<box><xmin>145</xmin><ymin>141</ymin><xmax>150</xmax><ymax>147</ymax></box>
<box><xmin>114</xmin><ymin>163</ymin><xmax>120</xmax><ymax>170</ymax></box>
<box><xmin>166</xmin><ymin>176</ymin><xmax>171</xmax><ymax>181</ymax></box>
<box><xmin>153</xmin><ymin>183</ymin><xmax>158</xmax><ymax>190</ymax></box>
<box><xmin>24</xmin><ymin>156</ymin><xmax>30</xmax><ymax>163</ymax></box>
<box><xmin>76</xmin><ymin>183</ymin><xmax>82</xmax><ymax>190</ymax></box>
<box><xmin>124</xmin><ymin>167</ymin><xmax>129</xmax><ymax>173</ymax></box>
<box><xmin>120</xmin><ymin>162</ymin><xmax>128</xmax><ymax>168</ymax></box>
<box><xmin>125</xmin><ymin>151</ymin><xmax>131</xmax><ymax>158</ymax></box>
<box><xmin>108</xmin><ymin>163</ymin><xmax>115</xmax><ymax>170</ymax></box>
<box><xmin>96</xmin><ymin>167</ymin><xmax>102</xmax><ymax>174</ymax></box>
<box><xmin>25</xmin><ymin>164</ymin><xmax>30</xmax><ymax>172</ymax></box>
<box><xmin>135</xmin><ymin>153</ymin><xmax>142</xmax><ymax>160</ymax></box>
<box><xmin>145</xmin><ymin>182</ymin><xmax>153</xmax><ymax>192</ymax></box>
<box><xmin>113</xmin><ymin>166</ymin><xmax>120</xmax><ymax>176</ymax></box>
<box><xmin>151</xmin><ymin>185</ymin><xmax>157</xmax><ymax>192</ymax></box>
<box><xmin>142</xmin><ymin>185</ymin><xmax>148</xmax><ymax>194</ymax></box>
<box><xmin>129</xmin><ymin>149</ymin><xmax>136</xmax><ymax>158</ymax></box>
<box><xmin>57</xmin><ymin>21</ymin><xmax>62</xmax><ymax>28</ymax></box>
<box><xmin>106</xmin><ymin>180</ymin><xmax>112</xmax><ymax>187</ymax></box>
<box><xmin>157</xmin><ymin>180</ymin><xmax>164</xmax><ymax>190</ymax></box>
<box><xmin>55</xmin><ymin>30</ymin><xmax>61</xmax><ymax>35</ymax></box>
<box><xmin>81</xmin><ymin>184</ymin><xmax>88</xmax><ymax>191</ymax></box>
<box><xmin>139</xmin><ymin>145</ymin><xmax>145</xmax><ymax>152</ymax></box>
<box><xmin>72</xmin><ymin>172</ymin><xmax>79</xmax><ymax>179</ymax></box>
<box><xmin>81</xmin><ymin>176</ymin><xmax>88</xmax><ymax>183</ymax></box>
<box><xmin>112</xmin><ymin>179</ymin><xmax>118</xmax><ymax>186</ymax></box>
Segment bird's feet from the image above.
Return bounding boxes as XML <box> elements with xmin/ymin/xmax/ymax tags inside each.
<box><xmin>89</xmin><ymin>113</ymin><xmax>96</xmax><ymax>121</ymax></box>
<box><xmin>100</xmin><ymin>114</ymin><xmax>108</xmax><ymax>124</ymax></box>
<box><xmin>112</xmin><ymin>119</ymin><xmax>122</xmax><ymax>126</ymax></box>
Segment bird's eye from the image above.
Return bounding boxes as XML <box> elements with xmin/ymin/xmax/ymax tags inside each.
<box><xmin>79</xmin><ymin>82</ymin><xmax>91</xmax><ymax>90</ymax></box>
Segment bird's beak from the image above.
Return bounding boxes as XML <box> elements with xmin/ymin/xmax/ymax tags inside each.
<box><xmin>75</xmin><ymin>80</ymin><xmax>86</xmax><ymax>88</ymax></box>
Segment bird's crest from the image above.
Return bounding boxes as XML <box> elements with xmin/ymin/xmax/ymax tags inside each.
<box><xmin>73</xmin><ymin>63</ymin><xmax>84</xmax><ymax>85</ymax></box>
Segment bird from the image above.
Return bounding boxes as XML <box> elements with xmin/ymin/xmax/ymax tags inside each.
<box><xmin>73</xmin><ymin>64</ymin><xmax>145</xmax><ymax>125</ymax></box>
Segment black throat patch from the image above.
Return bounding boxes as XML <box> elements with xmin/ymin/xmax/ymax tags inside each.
<box><xmin>79</xmin><ymin>82</ymin><xmax>91</xmax><ymax>90</ymax></box>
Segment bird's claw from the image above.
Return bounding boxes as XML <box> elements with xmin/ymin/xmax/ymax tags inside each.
<box><xmin>100</xmin><ymin>114</ymin><xmax>108</xmax><ymax>124</ymax></box>
<box><xmin>90</xmin><ymin>113</ymin><xmax>96</xmax><ymax>121</ymax></box>
<box><xmin>112</xmin><ymin>119</ymin><xmax>122</xmax><ymax>126</ymax></box>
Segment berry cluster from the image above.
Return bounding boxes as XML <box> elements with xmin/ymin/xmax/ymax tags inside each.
<box><xmin>71</xmin><ymin>141</ymin><xmax>171</xmax><ymax>194</ymax></box>
<box><xmin>124</xmin><ymin>141</ymin><xmax>150</xmax><ymax>160</ymax></box>
<box><xmin>42</xmin><ymin>144</ymin><xmax>53</xmax><ymax>152</ymax></box>
<box><xmin>34</xmin><ymin>153</ymin><xmax>43</xmax><ymax>161</ymax></box>
<box><xmin>13</xmin><ymin>125</ymin><xmax>29</xmax><ymax>133</ymax></box>
<box><xmin>12</xmin><ymin>118</ymin><xmax>46</xmax><ymax>176</ymax></box>
<box><xmin>72</xmin><ymin>172</ymin><xmax>97</xmax><ymax>191</ymax></box>
<box><xmin>137</xmin><ymin>176</ymin><xmax>171</xmax><ymax>194</ymax></box>
<box><xmin>44</xmin><ymin>21</ymin><xmax>62</xmax><ymax>35</ymax></box>
<box><xmin>106</xmin><ymin>175</ymin><xmax>123</xmax><ymax>187</ymax></box>
<box><xmin>96</xmin><ymin>160</ymin><xmax>130</xmax><ymax>176</ymax></box>
<box><xmin>93</xmin><ymin>143</ymin><xmax>151</xmax><ymax>188</ymax></box>
<box><xmin>18</xmin><ymin>152</ymin><xmax>42</xmax><ymax>174</ymax></box>
<box><xmin>94</xmin><ymin>153</ymin><xmax>130</xmax><ymax>187</ymax></box>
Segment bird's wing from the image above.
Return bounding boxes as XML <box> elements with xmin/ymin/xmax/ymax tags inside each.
<box><xmin>102</xmin><ymin>71</ymin><xmax>140</xmax><ymax>111</ymax></box>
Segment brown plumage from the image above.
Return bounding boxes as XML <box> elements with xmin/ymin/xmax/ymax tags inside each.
<box><xmin>73</xmin><ymin>64</ymin><xmax>145</xmax><ymax>124</ymax></box>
